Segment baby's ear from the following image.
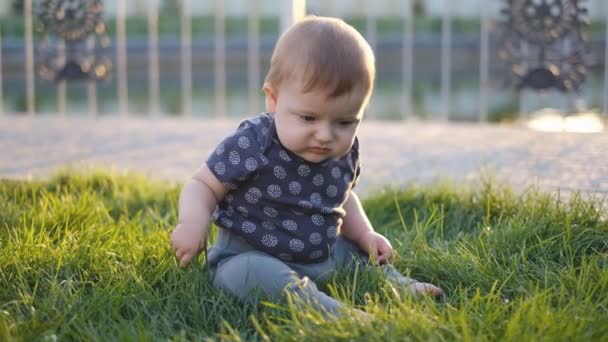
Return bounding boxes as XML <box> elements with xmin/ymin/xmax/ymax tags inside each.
<box><xmin>263</xmin><ymin>83</ymin><xmax>277</xmax><ymax>112</ymax></box>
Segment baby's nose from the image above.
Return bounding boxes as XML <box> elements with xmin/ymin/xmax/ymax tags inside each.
<box><xmin>315</xmin><ymin>124</ymin><xmax>333</xmax><ymax>142</ymax></box>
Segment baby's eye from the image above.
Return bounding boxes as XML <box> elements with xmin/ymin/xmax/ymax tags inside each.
<box><xmin>339</xmin><ymin>120</ymin><xmax>355</xmax><ymax>126</ymax></box>
<box><xmin>300</xmin><ymin>115</ymin><xmax>316</xmax><ymax>122</ymax></box>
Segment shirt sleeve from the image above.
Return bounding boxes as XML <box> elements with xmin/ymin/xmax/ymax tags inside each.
<box><xmin>206</xmin><ymin>123</ymin><xmax>263</xmax><ymax>189</ymax></box>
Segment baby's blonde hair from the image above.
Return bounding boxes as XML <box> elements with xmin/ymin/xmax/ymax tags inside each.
<box><xmin>265</xmin><ymin>16</ymin><xmax>375</xmax><ymax>103</ymax></box>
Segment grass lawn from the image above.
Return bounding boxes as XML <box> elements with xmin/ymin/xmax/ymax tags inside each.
<box><xmin>1</xmin><ymin>170</ymin><xmax>607</xmax><ymax>341</ymax></box>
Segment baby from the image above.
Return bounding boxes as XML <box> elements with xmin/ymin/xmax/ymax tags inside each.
<box><xmin>171</xmin><ymin>16</ymin><xmax>442</xmax><ymax>317</ymax></box>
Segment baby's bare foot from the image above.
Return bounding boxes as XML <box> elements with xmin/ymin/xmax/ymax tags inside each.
<box><xmin>408</xmin><ymin>282</ymin><xmax>444</xmax><ymax>297</ymax></box>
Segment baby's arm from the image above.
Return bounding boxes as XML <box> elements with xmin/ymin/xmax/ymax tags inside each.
<box><xmin>342</xmin><ymin>191</ymin><xmax>444</xmax><ymax>297</ymax></box>
<box><xmin>171</xmin><ymin>164</ymin><xmax>227</xmax><ymax>268</ymax></box>
<box><xmin>341</xmin><ymin>190</ymin><xmax>394</xmax><ymax>263</ymax></box>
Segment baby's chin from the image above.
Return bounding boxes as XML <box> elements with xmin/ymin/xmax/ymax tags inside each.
<box><xmin>295</xmin><ymin>151</ymin><xmax>332</xmax><ymax>164</ymax></box>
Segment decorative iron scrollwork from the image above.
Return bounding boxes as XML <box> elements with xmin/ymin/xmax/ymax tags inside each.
<box><xmin>36</xmin><ymin>0</ymin><xmax>112</xmax><ymax>82</ymax></box>
<box><xmin>499</xmin><ymin>0</ymin><xmax>589</xmax><ymax>92</ymax></box>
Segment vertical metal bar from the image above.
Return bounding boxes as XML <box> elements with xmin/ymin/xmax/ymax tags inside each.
<box><xmin>402</xmin><ymin>0</ymin><xmax>414</xmax><ymax>119</ymax></box>
<box><xmin>603</xmin><ymin>7</ymin><xmax>608</xmax><ymax>119</ymax></box>
<box><xmin>440</xmin><ymin>0</ymin><xmax>452</xmax><ymax>121</ymax></box>
<box><xmin>479</xmin><ymin>2</ymin><xmax>489</xmax><ymax>122</ymax></box>
<box><xmin>24</xmin><ymin>0</ymin><xmax>35</xmax><ymax>115</ymax></box>
<box><xmin>87</xmin><ymin>36</ymin><xmax>97</xmax><ymax>117</ymax></box>
<box><xmin>280</xmin><ymin>0</ymin><xmax>306</xmax><ymax>34</ymax></box>
<box><xmin>148</xmin><ymin>0</ymin><xmax>160</xmax><ymax>115</ymax></box>
<box><xmin>248</xmin><ymin>2</ymin><xmax>260</xmax><ymax>115</ymax></box>
<box><xmin>0</xmin><ymin>23</ymin><xmax>4</xmax><ymax>116</ymax></box>
<box><xmin>57</xmin><ymin>40</ymin><xmax>67</xmax><ymax>115</ymax></box>
<box><xmin>214</xmin><ymin>0</ymin><xmax>226</xmax><ymax>117</ymax></box>
<box><xmin>181</xmin><ymin>0</ymin><xmax>192</xmax><ymax>116</ymax></box>
<box><xmin>116</xmin><ymin>0</ymin><xmax>128</xmax><ymax>115</ymax></box>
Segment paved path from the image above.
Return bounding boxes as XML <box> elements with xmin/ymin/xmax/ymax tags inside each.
<box><xmin>1</xmin><ymin>115</ymin><xmax>607</xmax><ymax>198</ymax></box>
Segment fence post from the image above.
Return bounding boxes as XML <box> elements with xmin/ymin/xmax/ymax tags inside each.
<box><xmin>214</xmin><ymin>0</ymin><xmax>226</xmax><ymax>117</ymax></box>
<box><xmin>402</xmin><ymin>0</ymin><xmax>414</xmax><ymax>119</ymax></box>
<box><xmin>248</xmin><ymin>2</ymin><xmax>260</xmax><ymax>115</ymax></box>
<box><xmin>280</xmin><ymin>0</ymin><xmax>306</xmax><ymax>34</ymax></box>
<box><xmin>479</xmin><ymin>1</ymin><xmax>490</xmax><ymax>122</ymax></box>
<box><xmin>603</xmin><ymin>5</ymin><xmax>608</xmax><ymax>119</ymax></box>
<box><xmin>0</xmin><ymin>23</ymin><xmax>4</xmax><ymax>116</ymax></box>
<box><xmin>24</xmin><ymin>0</ymin><xmax>35</xmax><ymax>115</ymax></box>
<box><xmin>440</xmin><ymin>0</ymin><xmax>452</xmax><ymax>121</ymax></box>
<box><xmin>116</xmin><ymin>0</ymin><xmax>128</xmax><ymax>115</ymax></box>
<box><xmin>180</xmin><ymin>0</ymin><xmax>192</xmax><ymax>116</ymax></box>
<box><xmin>148</xmin><ymin>0</ymin><xmax>160</xmax><ymax>115</ymax></box>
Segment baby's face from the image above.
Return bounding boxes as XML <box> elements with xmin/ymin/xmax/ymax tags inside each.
<box><xmin>265</xmin><ymin>81</ymin><xmax>366</xmax><ymax>163</ymax></box>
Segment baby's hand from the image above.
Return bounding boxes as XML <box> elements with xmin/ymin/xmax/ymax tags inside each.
<box><xmin>409</xmin><ymin>282</ymin><xmax>444</xmax><ymax>297</ymax></box>
<box><xmin>170</xmin><ymin>222</ymin><xmax>206</xmax><ymax>268</ymax></box>
<box><xmin>361</xmin><ymin>231</ymin><xmax>394</xmax><ymax>264</ymax></box>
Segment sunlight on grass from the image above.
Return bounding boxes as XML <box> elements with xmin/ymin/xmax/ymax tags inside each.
<box><xmin>1</xmin><ymin>169</ymin><xmax>607</xmax><ymax>340</ymax></box>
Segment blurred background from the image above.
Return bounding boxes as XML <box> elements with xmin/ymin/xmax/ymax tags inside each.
<box><xmin>0</xmin><ymin>0</ymin><xmax>606</xmax><ymax>125</ymax></box>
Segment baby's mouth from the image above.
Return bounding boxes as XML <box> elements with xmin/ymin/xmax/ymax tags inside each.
<box><xmin>308</xmin><ymin>147</ymin><xmax>331</xmax><ymax>154</ymax></box>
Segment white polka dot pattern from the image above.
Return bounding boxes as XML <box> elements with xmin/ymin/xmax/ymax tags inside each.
<box><xmin>242</xmin><ymin>221</ymin><xmax>256</xmax><ymax>233</ymax></box>
<box><xmin>238</xmin><ymin>136</ymin><xmax>251</xmax><ymax>149</ymax></box>
<box><xmin>289</xmin><ymin>181</ymin><xmax>301</xmax><ymax>195</ymax></box>
<box><xmin>214</xmin><ymin>162</ymin><xmax>226</xmax><ymax>175</ymax></box>
<box><xmin>309</xmin><ymin>250</ymin><xmax>324</xmax><ymax>259</ymax></box>
<box><xmin>245</xmin><ymin>158</ymin><xmax>258</xmax><ymax>171</ymax></box>
<box><xmin>245</xmin><ymin>187</ymin><xmax>262</xmax><ymax>204</ymax></box>
<box><xmin>313</xmin><ymin>174</ymin><xmax>324</xmax><ymax>186</ymax></box>
<box><xmin>279</xmin><ymin>150</ymin><xmax>292</xmax><ymax>161</ymax></box>
<box><xmin>206</xmin><ymin>114</ymin><xmax>360</xmax><ymax>263</ymax></box>
<box><xmin>309</xmin><ymin>232</ymin><xmax>322</xmax><ymax>245</ymax></box>
<box><xmin>327</xmin><ymin>226</ymin><xmax>337</xmax><ymax>238</ymax></box>
<box><xmin>267</xmin><ymin>184</ymin><xmax>282</xmax><ymax>198</ymax></box>
<box><xmin>289</xmin><ymin>239</ymin><xmax>304</xmax><ymax>252</ymax></box>
<box><xmin>220</xmin><ymin>217</ymin><xmax>233</xmax><ymax>228</ymax></box>
<box><xmin>262</xmin><ymin>221</ymin><xmax>275</xmax><ymax>230</ymax></box>
<box><xmin>311</xmin><ymin>214</ymin><xmax>324</xmax><ymax>226</ymax></box>
<box><xmin>274</xmin><ymin>166</ymin><xmax>286</xmax><ymax>179</ymax></box>
<box><xmin>282</xmin><ymin>220</ymin><xmax>298</xmax><ymax>231</ymax></box>
<box><xmin>215</xmin><ymin>143</ymin><xmax>225</xmax><ymax>155</ymax></box>
<box><xmin>298</xmin><ymin>200</ymin><xmax>313</xmax><ymax>209</ymax></box>
<box><xmin>331</xmin><ymin>167</ymin><xmax>341</xmax><ymax>179</ymax></box>
<box><xmin>229</xmin><ymin>151</ymin><xmax>240</xmax><ymax>165</ymax></box>
<box><xmin>222</xmin><ymin>182</ymin><xmax>237</xmax><ymax>190</ymax></box>
<box><xmin>262</xmin><ymin>234</ymin><xmax>278</xmax><ymax>247</ymax></box>
<box><xmin>263</xmin><ymin>206</ymin><xmax>278</xmax><ymax>217</ymax></box>
<box><xmin>298</xmin><ymin>165</ymin><xmax>310</xmax><ymax>177</ymax></box>
<box><xmin>237</xmin><ymin>206</ymin><xmax>248</xmax><ymax>217</ymax></box>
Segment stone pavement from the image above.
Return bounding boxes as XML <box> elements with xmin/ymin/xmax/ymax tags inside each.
<box><xmin>1</xmin><ymin>115</ymin><xmax>607</xmax><ymax>198</ymax></box>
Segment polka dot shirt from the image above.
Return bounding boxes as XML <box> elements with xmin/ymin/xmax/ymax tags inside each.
<box><xmin>206</xmin><ymin>113</ymin><xmax>361</xmax><ymax>263</ymax></box>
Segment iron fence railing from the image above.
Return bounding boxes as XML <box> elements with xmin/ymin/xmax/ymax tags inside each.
<box><xmin>0</xmin><ymin>0</ymin><xmax>607</xmax><ymax>123</ymax></box>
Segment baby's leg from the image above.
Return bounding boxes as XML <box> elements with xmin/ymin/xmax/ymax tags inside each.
<box><xmin>332</xmin><ymin>235</ymin><xmax>442</xmax><ymax>297</ymax></box>
<box><xmin>213</xmin><ymin>251</ymin><xmax>349</xmax><ymax>317</ymax></box>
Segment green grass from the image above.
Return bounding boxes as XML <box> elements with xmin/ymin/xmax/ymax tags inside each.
<box><xmin>1</xmin><ymin>170</ymin><xmax>607</xmax><ymax>341</ymax></box>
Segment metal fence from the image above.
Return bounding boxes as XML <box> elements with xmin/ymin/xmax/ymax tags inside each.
<box><xmin>1</xmin><ymin>0</ymin><xmax>607</xmax><ymax>122</ymax></box>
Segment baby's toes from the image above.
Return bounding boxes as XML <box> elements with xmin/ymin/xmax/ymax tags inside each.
<box><xmin>409</xmin><ymin>282</ymin><xmax>444</xmax><ymax>297</ymax></box>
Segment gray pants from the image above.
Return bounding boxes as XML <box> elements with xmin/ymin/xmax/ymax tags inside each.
<box><xmin>207</xmin><ymin>228</ymin><xmax>412</xmax><ymax>316</ymax></box>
